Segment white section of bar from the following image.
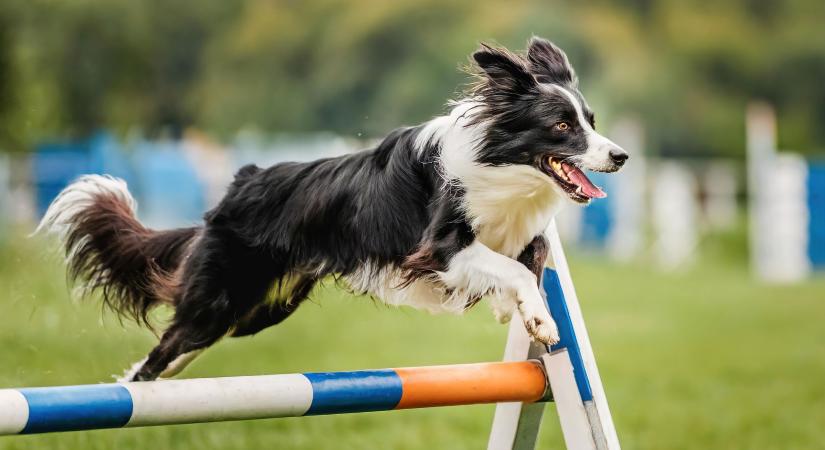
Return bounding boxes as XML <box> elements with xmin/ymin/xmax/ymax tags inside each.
<box><xmin>546</xmin><ymin>220</ymin><xmax>621</xmax><ymax>449</ymax></box>
<box><xmin>123</xmin><ymin>374</ymin><xmax>313</xmax><ymax>427</ymax></box>
<box><xmin>0</xmin><ymin>390</ymin><xmax>28</xmax><ymax>434</ymax></box>
<box><xmin>543</xmin><ymin>351</ymin><xmax>596</xmax><ymax>450</ymax></box>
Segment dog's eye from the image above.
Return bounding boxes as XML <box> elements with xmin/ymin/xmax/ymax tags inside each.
<box><xmin>555</xmin><ymin>122</ymin><xmax>570</xmax><ymax>132</ymax></box>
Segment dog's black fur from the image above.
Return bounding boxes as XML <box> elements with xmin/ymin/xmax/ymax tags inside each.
<box><xmin>39</xmin><ymin>37</ymin><xmax>627</xmax><ymax>381</ymax></box>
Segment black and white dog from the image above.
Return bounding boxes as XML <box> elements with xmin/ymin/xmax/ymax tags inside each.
<box><xmin>37</xmin><ymin>37</ymin><xmax>628</xmax><ymax>382</ymax></box>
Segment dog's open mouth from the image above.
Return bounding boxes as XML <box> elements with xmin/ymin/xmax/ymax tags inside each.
<box><xmin>540</xmin><ymin>156</ymin><xmax>607</xmax><ymax>203</ymax></box>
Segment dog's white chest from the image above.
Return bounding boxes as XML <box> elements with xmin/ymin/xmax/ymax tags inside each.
<box><xmin>472</xmin><ymin>202</ymin><xmax>558</xmax><ymax>258</ymax></box>
<box><xmin>462</xmin><ymin>167</ymin><xmax>564</xmax><ymax>258</ymax></box>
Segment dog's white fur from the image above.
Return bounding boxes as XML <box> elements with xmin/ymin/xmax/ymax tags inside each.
<box><xmin>427</xmin><ymin>102</ymin><xmax>561</xmax><ymax>342</ymax></box>
<box><xmin>35</xmin><ymin>175</ymin><xmax>136</xmax><ymax>239</ymax></box>
<box><xmin>35</xmin><ymin>174</ymin><xmax>135</xmax><ymax>239</ymax></box>
<box><xmin>417</xmin><ymin>101</ymin><xmax>566</xmax><ymax>258</ymax></box>
<box><xmin>440</xmin><ymin>241</ymin><xmax>558</xmax><ymax>342</ymax></box>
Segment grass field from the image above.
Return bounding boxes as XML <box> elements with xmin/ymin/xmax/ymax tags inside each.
<box><xmin>1</xmin><ymin>228</ymin><xmax>824</xmax><ymax>449</ymax></box>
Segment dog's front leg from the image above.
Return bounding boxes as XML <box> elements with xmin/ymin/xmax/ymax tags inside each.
<box><xmin>440</xmin><ymin>240</ymin><xmax>559</xmax><ymax>345</ymax></box>
<box><xmin>491</xmin><ymin>234</ymin><xmax>551</xmax><ymax>324</ymax></box>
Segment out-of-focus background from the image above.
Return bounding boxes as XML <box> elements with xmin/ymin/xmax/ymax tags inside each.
<box><xmin>1</xmin><ymin>1</ymin><xmax>824</xmax><ymax>449</ymax></box>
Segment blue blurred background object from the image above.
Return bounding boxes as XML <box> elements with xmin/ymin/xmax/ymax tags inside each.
<box><xmin>808</xmin><ymin>162</ymin><xmax>825</xmax><ymax>268</ymax></box>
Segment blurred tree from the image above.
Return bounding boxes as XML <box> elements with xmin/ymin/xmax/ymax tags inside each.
<box><xmin>0</xmin><ymin>6</ymin><xmax>16</xmax><ymax>151</ymax></box>
<box><xmin>0</xmin><ymin>0</ymin><xmax>822</xmax><ymax>156</ymax></box>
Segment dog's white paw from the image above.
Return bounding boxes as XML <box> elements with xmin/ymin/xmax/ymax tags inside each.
<box><xmin>115</xmin><ymin>357</ymin><xmax>147</xmax><ymax>383</ymax></box>
<box><xmin>495</xmin><ymin>308</ymin><xmax>514</xmax><ymax>324</ymax></box>
<box><xmin>519</xmin><ymin>304</ymin><xmax>559</xmax><ymax>346</ymax></box>
<box><xmin>493</xmin><ymin>308</ymin><xmax>513</xmax><ymax>324</ymax></box>
<box><xmin>489</xmin><ymin>295</ymin><xmax>515</xmax><ymax>324</ymax></box>
<box><xmin>525</xmin><ymin>316</ymin><xmax>560</xmax><ymax>346</ymax></box>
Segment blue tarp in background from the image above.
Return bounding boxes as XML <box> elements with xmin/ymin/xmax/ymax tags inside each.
<box><xmin>32</xmin><ymin>133</ymin><xmax>204</xmax><ymax>228</ymax></box>
<box><xmin>808</xmin><ymin>162</ymin><xmax>825</xmax><ymax>268</ymax></box>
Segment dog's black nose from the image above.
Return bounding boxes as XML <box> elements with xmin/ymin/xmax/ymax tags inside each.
<box><xmin>609</xmin><ymin>148</ymin><xmax>629</xmax><ymax>166</ymax></box>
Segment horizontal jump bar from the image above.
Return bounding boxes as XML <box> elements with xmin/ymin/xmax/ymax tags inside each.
<box><xmin>0</xmin><ymin>360</ymin><xmax>548</xmax><ymax>435</ymax></box>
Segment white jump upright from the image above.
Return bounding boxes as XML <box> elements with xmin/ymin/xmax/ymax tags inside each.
<box><xmin>489</xmin><ymin>219</ymin><xmax>620</xmax><ymax>450</ymax></box>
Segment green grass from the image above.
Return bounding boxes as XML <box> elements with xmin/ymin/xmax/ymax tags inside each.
<box><xmin>1</xmin><ymin>230</ymin><xmax>825</xmax><ymax>449</ymax></box>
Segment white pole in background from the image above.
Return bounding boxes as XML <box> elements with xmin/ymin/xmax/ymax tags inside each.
<box><xmin>746</xmin><ymin>102</ymin><xmax>810</xmax><ymax>282</ymax></box>
<box><xmin>607</xmin><ymin>118</ymin><xmax>646</xmax><ymax>262</ymax></box>
<box><xmin>651</xmin><ymin>162</ymin><xmax>698</xmax><ymax>270</ymax></box>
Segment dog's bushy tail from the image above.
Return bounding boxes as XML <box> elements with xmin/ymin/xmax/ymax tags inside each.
<box><xmin>35</xmin><ymin>175</ymin><xmax>199</xmax><ymax>327</ymax></box>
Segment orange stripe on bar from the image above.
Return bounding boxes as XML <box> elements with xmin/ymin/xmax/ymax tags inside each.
<box><xmin>394</xmin><ymin>361</ymin><xmax>547</xmax><ymax>409</ymax></box>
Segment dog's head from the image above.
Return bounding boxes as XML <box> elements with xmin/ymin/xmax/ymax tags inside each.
<box><xmin>469</xmin><ymin>37</ymin><xmax>628</xmax><ymax>203</ymax></box>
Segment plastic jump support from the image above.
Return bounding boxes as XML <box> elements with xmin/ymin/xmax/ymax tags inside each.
<box><xmin>0</xmin><ymin>221</ymin><xmax>619</xmax><ymax>449</ymax></box>
<box><xmin>488</xmin><ymin>220</ymin><xmax>620</xmax><ymax>450</ymax></box>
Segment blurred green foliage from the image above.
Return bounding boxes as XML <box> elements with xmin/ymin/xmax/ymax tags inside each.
<box><xmin>0</xmin><ymin>0</ymin><xmax>823</xmax><ymax>156</ymax></box>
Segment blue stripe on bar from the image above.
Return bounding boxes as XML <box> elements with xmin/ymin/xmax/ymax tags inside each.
<box><xmin>303</xmin><ymin>369</ymin><xmax>403</xmax><ymax>415</ymax></box>
<box><xmin>19</xmin><ymin>384</ymin><xmax>133</xmax><ymax>434</ymax></box>
<box><xmin>543</xmin><ymin>268</ymin><xmax>594</xmax><ymax>402</ymax></box>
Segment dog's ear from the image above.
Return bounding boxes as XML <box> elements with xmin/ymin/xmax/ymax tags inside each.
<box><xmin>472</xmin><ymin>43</ymin><xmax>536</xmax><ymax>92</ymax></box>
<box><xmin>526</xmin><ymin>37</ymin><xmax>577</xmax><ymax>86</ymax></box>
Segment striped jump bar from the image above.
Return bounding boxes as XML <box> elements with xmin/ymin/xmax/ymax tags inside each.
<box><xmin>0</xmin><ymin>360</ymin><xmax>548</xmax><ymax>435</ymax></box>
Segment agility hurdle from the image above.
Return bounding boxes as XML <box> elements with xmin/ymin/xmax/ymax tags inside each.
<box><xmin>0</xmin><ymin>221</ymin><xmax>619</xmax><ymax>449</ymax></box>
<box><xmin>0</xmin><ymin>361</ymin><xmax>547</xmax><ymax>435</ymax></box>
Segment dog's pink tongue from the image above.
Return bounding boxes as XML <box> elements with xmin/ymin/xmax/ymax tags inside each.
<box><xmin>564</xmin><ymin>164</ymin><xmax>607</xmax><ymax>199</ymax></box>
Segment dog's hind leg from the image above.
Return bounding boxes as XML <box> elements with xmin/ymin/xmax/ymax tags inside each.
<box><xmin>229</xmin><ymin>301</ymin><xmax>303</xmax><ymax>337</ymax></box>
<box><xmin>129</xmin><ymin>296</ymin><xmax>235</xmax><ymax>381</ymax></box>
<box><xmin>131</xmin><ymin>273</ymin><xmax>312</xmax><ymax>380</ymax></box>
<box><xmin>118</xmin><ymin>273</ymin><xmax>238</xmax><ymax>382</ymax></box>
<box><xmin>117</xmin><ymin>278</ymin><xmax>234</xmax><ymax>382</ymax></box>
<box><xmin>230</xmin><ymin>275</ymin><xmax>316</xmax><ymax>337</ymax></box>
<box><xmin>129</xmin><ymin>265</ymin><xmax>273</xmax><ymax>381</ymax></box>
<box><xmin>159</xmin><ymin>349</ymin><xmax>204</xmax><ymax>378</ymax></box>
<box><xmin>128</xmin><ymin>238</ymin><xmax>278</xmax><ymax>381</ymax></box>
<box><xmin>118</xmin><ymin>349</ymin><xmax>204</xmax><ymax>382</ymax></box>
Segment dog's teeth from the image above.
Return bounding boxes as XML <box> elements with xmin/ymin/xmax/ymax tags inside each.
<box><xmin>547</xmin><ymin>157</ymin><xmax>572</xmax><ymax>183</ymax></box>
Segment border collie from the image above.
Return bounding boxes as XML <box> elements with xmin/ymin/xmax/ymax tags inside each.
<box><xmin>37</xmin><ymin>37</ymin><xmax>628</xmax><ymax>381</ymax></box>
